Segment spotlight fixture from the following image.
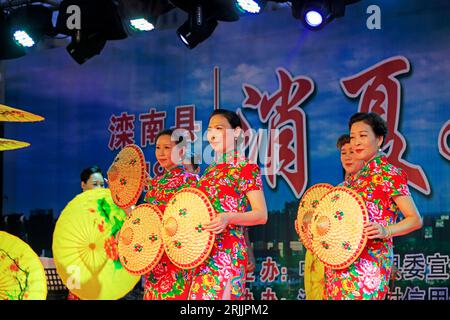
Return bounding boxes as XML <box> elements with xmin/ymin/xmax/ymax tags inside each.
<box><xmin>129</xmin><ymin>18</ymin><xmax>155</xmax><ymax>32</ymax></box>
<box><xmin>8</xmin><ymin>4</ymin><xmax>55</xmax><ymax>48</ymax></box>
<box><xmin>0</xmin><ymin>10</ymin><xmax>26</xmax><ymax>59</ymax></box>
<box><xmin>66</xmin><ymin>31</ymin><xmax>107</xmax><ymax>65</ymax></box>
<box><xmin>56</xmin><ymin>0</ymin><xmax>127</xmax><ymax>64</ymax></box>
<box><xmin>117</xmin><ymin>0</ymin><xmax>174</xmax><ymax>34</ymax></box>
<box><xmin>235</xmin><ymin>0</ymin><xmax>266</xmax><ymax>14</ymax></box>
<box><xmin>291</xmin><ymin>0</ymin><xmax>361</xmax><ymax>30</ymax></box>
<box><xmin>175</xmin><ymin>2</ymin><xmax>218</xmax><ymax>49</ymax></box>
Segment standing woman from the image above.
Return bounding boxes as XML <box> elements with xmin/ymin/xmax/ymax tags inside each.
<box><xmin>189</xmin><ymin>109</ymin><xmax>268</xmax><ymax>300</ymax></box>
<box><xmin>143</xmin><ymin>129</ymin><xmax>199</xmax><ymax>300</ymax></box>
<box><xmin>325</xmin><ymin>112</ymin><xmax>422</xmax><ymax>300</ymax></box>
<box><xmin>305</xmin><ymin>134</ymin><xmax>364</xmax><ymax>300</ymax></box>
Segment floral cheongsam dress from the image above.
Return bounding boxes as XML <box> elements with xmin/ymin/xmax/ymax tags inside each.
<box><xmin>325</xmin><ymin>154</ymin><xmax>410</xmax><ymax>300</ymax></box>
<box><xmin>189</xmin><ymin>151</ymin><xmax>263</xmax><ymax>300</ymax></box>
<box><xmin>143</xmin><ymin>165</ymin><xmax>198</xmax><ymax>300</ymax></box>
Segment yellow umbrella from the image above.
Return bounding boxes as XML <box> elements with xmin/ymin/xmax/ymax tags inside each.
<box><xmin>304</xmin><ymin>250</ymin><xmax>325</xmax><ymax>300</ymax></box>
<box><xmin>0</xmin><ymin>103</ymin><xmax>44</xmax><ymax>122</ymax></box>
<box><xmin>52</xmin><ymin>188</ymin><xmax>140</xmax><ymax>300</ymax></box>
<box><xmin>0</xmin><ymin>231</ymin><xmax>47</xmax><ymax>300</ymax></box>
<box><xmin>0</xmin><ymin>138</ymin><xmax>30</xmax><ymax>151</ymax></box>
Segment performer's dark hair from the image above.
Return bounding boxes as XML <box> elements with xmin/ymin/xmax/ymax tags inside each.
<box><xmin>336</xmin><ymin>134</ymin><xmax>351</xmax><ymax>150</ymax></box>
<box><xmin>348</xmin><ymin>112</ymin><xmax>388</xmax><ymax>146</ymax></box>
<box><xmin>209</xmin><ymin>108</ymin><xmax>242</xmax><ymax>129</ymax></box>
<box><xmin>80</xmin><ymin>165</ymin><xmax>103</xmax><ymax>183</ymax></box>
<box><xmin>156</xmin><ymin>128</ymin><xmax>184</xmax><ymax>145</ymax></box>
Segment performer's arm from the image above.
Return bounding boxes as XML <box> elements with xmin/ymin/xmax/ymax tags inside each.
<box><xmin>244</xmin><ymin>228</ymin><xmax>256</xmax><ymax>272</ymax></box>
<box><xmin>388</xmin><ymin>195</ymin><xmax>423</xmax><ymax>237</ymax></box>
<box><xmin>364</xmin><ymin>195</ymin><xmax>422</xmax><ymax>239</ymax></box>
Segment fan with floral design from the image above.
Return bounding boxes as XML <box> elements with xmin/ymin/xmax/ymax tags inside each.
<box><xmin>107</xmin><ymin>144</ymin><xmax>147</xmax><ymax>209</ymax></box>
<box><xmin>0</xmin><ymin>231</ymin><xmax>47</xmax><ymax>300</ymax></box>
<box><xmin>310</xmin><ymin>187</ymin><xmax>369</xmax><ymax>270</ymax></box>
<box><xmin>296</xmin><ymin>183</ymin><xmax>333</xmax><ymax>252</ymax></box>
<box><xmin>118</xmin><ymin>203</ymin><xmax>165</xmax><ymax>275</ymax></box>
<box><xmin>52</xmin><ymin>188</ymin><xmax>140</xmax><ymax>299</ymax></box>
<box><xmin>161</xmin><ymin>188</ymin><xmax>216</xmax><ymax>269</ymax></box>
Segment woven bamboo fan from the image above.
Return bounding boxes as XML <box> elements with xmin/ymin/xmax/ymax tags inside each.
<box><xmin>310</xmin><ymin>187</ymin><xmax>369</xmax><ymax>270</ymax></box>
<box><xmin>118</xmin><ymin>204</ymin><xmax>164</xmax><ymax>275</ymax></box>
<box><xmin>296</xmin><ymin>183</ymin><xmax>333</xmax><ymax>252</ymax></box>
<box><xmin>107</xmin><ymin>144</ymin><xmax>146</xmax><ymax>209</ymax></box>
<box><xmin>161</xmin><ymin>188</ymin><xmax>216</xmax><ymax>269</ymax></box>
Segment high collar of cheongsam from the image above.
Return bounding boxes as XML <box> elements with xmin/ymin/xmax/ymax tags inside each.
<box><xmin>163</xmin><ymin>164</ymin><xmax>184</xmax><ymax>177</ymax></box>
<box><xmin>215</xmin><ymin>149</ymin><xmax>242</xmax><ymax>165</ymax></box>
<box><xmin>360</xmin><ymin>152</ymin><xmax>386</xmax><ymax>174</ymax></box>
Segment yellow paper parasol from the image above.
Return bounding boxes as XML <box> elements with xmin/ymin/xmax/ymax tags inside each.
<box><xmin>118</xmin><ymin>204</ymin><xmax>165</xmax><ymax>275</ymax></box>
<box><xmin>296</xmin><ymin>183</ymin><xmax>333</xmax><ymax>252</ymax></box>
<box><xmin>107</xmin><ymin>144</ymin><xmax>147</xmax><ymax>209</ymax></box>
<box><xmin>0</xmin><ymin>231</ymin><xmax>47</xmax><ymax>300</ymax></box>
<box><xmin>0</xmin><ymin>104</ymin><xmax>44</xmax><ymax>122</ymax></box>
<box><xmin>52</xmin><ymin>188</ymin><xmax>140</xmax><ymax>300</ymax></box>
<box><xmin>162</xmin><ymin>188</ymin><xmax>216</xmax><ymax>269</ymax></box>
<box><xmin>304</xmin><ymin>250</ymin><xmax>325</xmax><ymax>300</ymax></box>
<box><xmin>0</xmin><ymin>138</ymin><xmax>30</xmax><ymax>151</ymax></box>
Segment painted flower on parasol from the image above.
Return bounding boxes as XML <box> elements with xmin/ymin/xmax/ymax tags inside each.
<box><xmin>52</xmin><ymin>188</ymin><xmax>139</xmax><ymax>300</ymax></box>
<box><xmin>0</xmin><ymin>231</ymin><xmax>47</xmax><ymax>300</ymax></box>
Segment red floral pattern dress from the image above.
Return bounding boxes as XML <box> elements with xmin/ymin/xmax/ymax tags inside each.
<box><xmin>325</xmin><ymin>154</ymin><xmax>410</xmax><ymax>300</ymax></box>
<box><xmin>188</xmin><ymin>151</ymin><xmax>263</xmax><ymax>300</ymax></box>
<box><xmin>143</xmin><ymin>165</ymin><xmax>198</xmax><ymax>300</ymax></box>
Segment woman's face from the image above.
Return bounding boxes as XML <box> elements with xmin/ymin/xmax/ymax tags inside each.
<box><xmin>350</xmin><ymin>121</ymin><xmax>383</xmax><ymax>162</ymax></box>
<box><xmin>155</xmin><ymin>134</ymin><xmax>182</xmax><ymax>170</ymax></box>
<box><xmin>340</xmin><ymin>142</ymin><xmax>364</xmax><ymax>176</ymax></box>
<box><xmin>82</xmin><ymin>172</ymin><xmax>104</xmax><ymax>192</ymax></box>
<box><xmin>207</xmin><ymin>115</ymin><xmax>240</xmax><ymax>154</ymax></box>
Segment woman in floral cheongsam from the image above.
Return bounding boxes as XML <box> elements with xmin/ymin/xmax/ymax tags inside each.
<box><xmin>142</xmin><ymin>129</ymin><xmax>198</xmax><ymax>300</ymax></box>
<box><xmin>188</xmin><ymin>109</ymin><xmax>268</xmax><ymax>300</ymax></box>
<box><xmin>325</xmin><ymin>113</ymin><xmax>423</xmax><ymax>300</ymax></box>
<box><xmin>305</xmin><ymin>134</ymin><xmax>364</xmax><ymax>300</ymax></box>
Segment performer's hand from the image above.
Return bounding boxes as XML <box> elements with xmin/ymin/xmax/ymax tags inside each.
<box><xmin>247</xmin><ymin>249</ymin><xmax>256</xmax><ymax>273</ymax></box>
<box><xmin>364</xmin><ymin>222</ymin><xmax>390</xmax><ymax>239</ymax></box>
<box><xmin>124</xmin><ymin>205</ymin><xmax>135</xmax><ymax>216</ymax></box>
<box><xmin>203</xmin><ymin>213</ymin><xmax>231</xmax><ymax>234</ymax></box>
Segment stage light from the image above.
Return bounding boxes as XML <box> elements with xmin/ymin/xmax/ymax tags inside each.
<box><xmin>8</xmin><ymin>4</ymin><xmax>55</xmax><ymax>47</ymax></box>
<box><xmin>117</xmin><ymin>0</ymin><xmax>174</xmax><ymax>34</ymax></box>
<box><xmin>0</xmin><ymin>10</ymin><xmax>26</xmax><ymax>60</ymax></box>
<box><xmin>56</xmin><ymin>0</ymin><xmax>126</xmax><ymax>64</ymax></box>
<box><xmin>176</xmin><ymin>2</ymin><xmax>218</xmax><ymax>49</ymax></box>
<box><xmin>236</xmin><ymin>0</ymin><xmax>264</xmax><ymax>14</ymax></box>
<box><xmin>13</xmin><ymin>30</ymin><xmax>35</xmax><ymax>47</ymax></box>
<box><xmin>66</xmin><ymin>31</ymin><xmax>107</xmax><ymax>65</ymax></box>
<box><xmin>291</xmin><ymin>0</ymin><xmax>361</xmax><ymax>30</ymax></box>
<box><xmin>301</xmin><ymin>1</ymin><xmax>332</xmax><ymax>30</ymax></box>
<box><xmin>130</xmin><ymin>18</ymin><xmax>155</xmax><ymax>31</ymax></box>
<box><xmin>304</xmin><ymin>9</ymin><xmax>324</xmax><ymax>27</ymax></box>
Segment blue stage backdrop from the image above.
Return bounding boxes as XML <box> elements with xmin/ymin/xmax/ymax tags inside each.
<box><xmin>2</xmin><ymin>0</ymin><xmax>449</xmax><ymax>299</ymax></box>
